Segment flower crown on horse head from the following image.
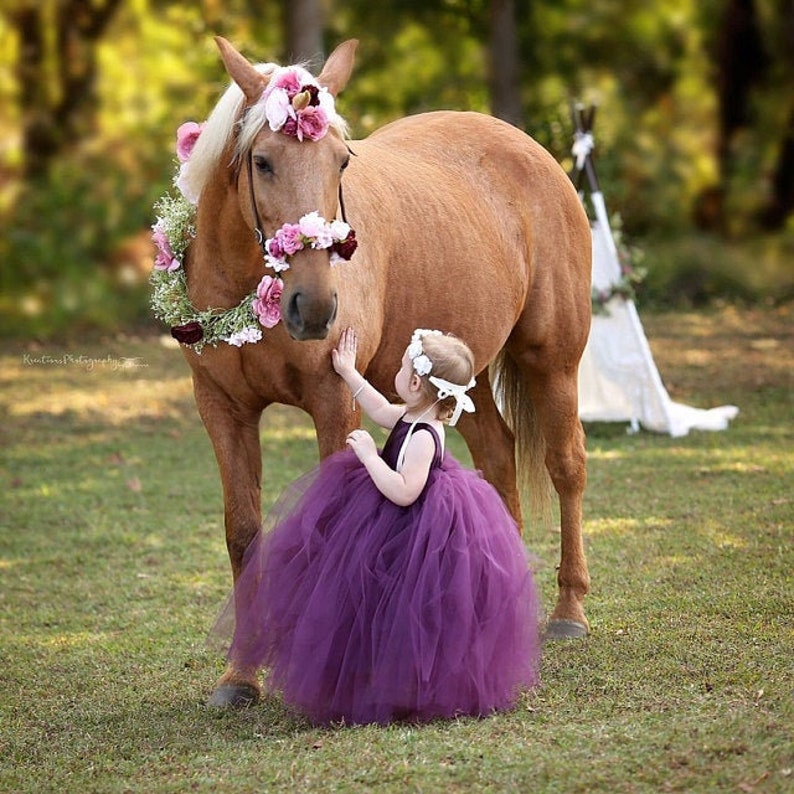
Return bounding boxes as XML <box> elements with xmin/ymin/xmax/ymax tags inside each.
<box><xmin>149</xmin><ymin>61</ymin><xmax>356</xmax><ymax>351</ymax></box>
<box><xmin>258</xmin><ymin>65</ymin><xmax>340</xmax><ymax>142</ymax></box>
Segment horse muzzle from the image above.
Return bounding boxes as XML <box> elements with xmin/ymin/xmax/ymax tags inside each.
<box><xmin>284</xmin><ymin>290</ymin><xmax>339</xmax><ymax>341</ymax></box>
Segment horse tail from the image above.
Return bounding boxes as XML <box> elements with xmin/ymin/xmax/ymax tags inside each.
<box><xmin>491</xmin><ymin>350</ymin><xmax>554</xmax><ymax>528</ymax></box>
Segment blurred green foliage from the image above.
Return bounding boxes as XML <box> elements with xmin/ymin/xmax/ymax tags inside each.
<box><xmin>0</xmin><ymin>0</ymin><xmax>792</xmax><ymax>339</ymax></box>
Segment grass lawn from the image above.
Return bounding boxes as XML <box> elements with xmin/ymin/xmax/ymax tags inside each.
<box><xmin>1</xmin><ymin>304</ymin><xmax>792</xmax><ymax>793</ymax></box>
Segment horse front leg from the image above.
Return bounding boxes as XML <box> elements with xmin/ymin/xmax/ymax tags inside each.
<box><xmin>309</xmin><ymin>374</ymin><xmax>359</xmax><ymax>458</ymax></box>
<box><xmin>456</xmin><ymin>375</ymin><xmax>523</xmax><ymax>528</ymax></box>
<box><xmin>192</xmin><ymin>373</ymin><xmax>266</xmax><ymax>707</ymax></box>
<box><xmin>528</xmin><ymin>368</ymin><xmax>590</xmax><ymax>639</ymax></box>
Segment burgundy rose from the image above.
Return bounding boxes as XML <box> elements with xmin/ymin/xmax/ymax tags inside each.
<box><xmin>332</xmin><ymin>229</ymin><xmax>358</xmax><ymax>260</ymax></box>
<box><xmin>171</xmin><ymin>321</ymin><xmax>204</xmax><ymax>345</ymax></box>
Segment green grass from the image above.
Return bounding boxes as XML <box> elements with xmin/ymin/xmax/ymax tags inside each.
<box><xmin>1</xmin><ymin>306</ymin><xmax>792</xmax><ymax>792</ymax></box>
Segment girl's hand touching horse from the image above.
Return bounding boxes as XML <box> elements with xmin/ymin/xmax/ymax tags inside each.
<box><xmin>332</xmin><ymin>327</ymin><xmax>358</xmax><ymax>379</ymax></box>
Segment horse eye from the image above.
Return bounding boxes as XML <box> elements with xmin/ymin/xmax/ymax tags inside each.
<box><xmin>340</xmin><ymin>155</ymin><xmax>350</xmax><ymax>174</ymax></box>
<box><xmin>254</xmin><ymin>156</ymin><xmax>273</xmax><ymax>175</ymax></box>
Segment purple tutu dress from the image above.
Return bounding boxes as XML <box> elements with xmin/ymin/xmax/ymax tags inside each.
<box><xmin>223</xmin><ymin>419</ymin><xmax>541</xmax><ymax>725</ymax></box>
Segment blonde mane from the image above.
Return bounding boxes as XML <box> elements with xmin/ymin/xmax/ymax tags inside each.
<box><xmin>177</xmin><ymin>61</ymin><xmax>348</xmax><ymax>205</ymax></box>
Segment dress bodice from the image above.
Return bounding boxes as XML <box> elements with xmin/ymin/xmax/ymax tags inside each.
<box><xmin>380</xmin><ymin>419</ymin><xmax>443</xmax><ymax>471</ymax></box>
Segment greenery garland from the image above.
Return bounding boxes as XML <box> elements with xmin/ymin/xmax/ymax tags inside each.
<box><xmin>149</xmin><ymin>191</ymin><xmax>263</xmax><ymax>353</ymax></box>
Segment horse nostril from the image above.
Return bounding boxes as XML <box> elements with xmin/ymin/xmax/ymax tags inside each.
<box><xmin>326</xmin><ymin>293</ymin><xmax>339</xmax><ymax>329</ymax></box>
<box><xmin>287</xmin><ymin>292</ymin><xmax>303</xmax><ymax>330</ymax></box>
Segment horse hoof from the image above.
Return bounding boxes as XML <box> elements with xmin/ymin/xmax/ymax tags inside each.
<box><xmin>206</xmin><ymin>683</ymin><xmax>260</xmax><ymax>708</ymax></box>
<box><xmin>544</xmin><ymin>619</ymin><xmax>589</xmax><ymax>640</ymax></box>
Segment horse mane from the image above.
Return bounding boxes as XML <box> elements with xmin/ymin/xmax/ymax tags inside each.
<box><xmin>177</xmin><ymin>61</ymin><xmax>348</xmax><ymax>204</ymax></box>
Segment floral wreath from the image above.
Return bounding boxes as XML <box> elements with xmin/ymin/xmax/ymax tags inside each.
<box><xmin>150</xmin><ymin>114</ymin><xmax>356</xmax><ymax>352</ymax></box>
<box><xmin>260</xmin><ymin>66</ymin><xmax>339</xmax><ymax>142</ymax></box>
<box><xmin>406</xmin><ymin>329</ymin><xmax>476</xmax><ymax>426</ymax></box>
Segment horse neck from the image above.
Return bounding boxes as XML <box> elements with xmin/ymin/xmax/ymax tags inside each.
<box><xmin>187</xmin><ymin>168</ymin><xmax>262</xmax><ymax>310</ymax></box>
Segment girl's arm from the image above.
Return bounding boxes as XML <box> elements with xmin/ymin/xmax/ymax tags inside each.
<box><xmin>332</xmin><ymin>328</ymin><xmax>403</xmax><ymax>429</ymax></box>
<box><xmin>346</xmin><ymin>427</ymin><xmax>436</xmax><ymax>506</ymax></box>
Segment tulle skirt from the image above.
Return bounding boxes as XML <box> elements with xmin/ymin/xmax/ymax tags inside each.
<box><xmin>215</xmin><ymin>449</ymin><xmax>541</xmax><ymax>726</ymax></box>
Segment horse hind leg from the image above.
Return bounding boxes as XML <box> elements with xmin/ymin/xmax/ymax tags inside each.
<box><xmin>531</xmin><ymin>368</ymin><xmax>590</xmax><ymax>638</ymax></box>
<box><xmin>499</xmin><ymin>351</ymin><xmax>590</xmax><ymax>638</ymax></box>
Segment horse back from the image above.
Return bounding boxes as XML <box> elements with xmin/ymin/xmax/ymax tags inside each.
<box><xmin>344</xmin><ymin>111</ymin><xmax>591</xmax><ymax>372</ymax></box>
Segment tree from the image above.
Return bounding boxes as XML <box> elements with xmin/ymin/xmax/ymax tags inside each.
<box><xmin>488</xmin><ymin>0</ymin><xmax>522</xmax><ymax>125</ymax></box>
<box><xmin>8</xmin><ymin>0</ymin><xmax>124</xmax><ymax>180</ymax></box>
<box><xmin>757</xmin><ymin>0</ymin><xmax>794</xmax><ymax>229</ymax></box>
<box><xmin>715</xmin><ymin>0</ymin><xmax>769</xmax><ymax>210</ymax></box>
<box><xmin>284</xmin><ymin>0</ymin><xmax>324</xmax><ymax>63</ymax></box>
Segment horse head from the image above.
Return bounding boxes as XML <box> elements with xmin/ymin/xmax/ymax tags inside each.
<box><xmin>216</xmin><ymin>37</ymin><xmax>358</xmax><ymax>341</ymax></box>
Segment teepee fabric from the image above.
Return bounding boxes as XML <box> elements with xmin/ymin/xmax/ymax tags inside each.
<box><xmin>571</xmin><ymin>107</ymin><xmax>738</xmax><ymax>436</ymax></box>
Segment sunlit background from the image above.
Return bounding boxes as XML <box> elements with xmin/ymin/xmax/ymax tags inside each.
<box><xmin>1</xmin><ymin>0</ymin><xmax>792</xmax><ymax>338</ymax></box>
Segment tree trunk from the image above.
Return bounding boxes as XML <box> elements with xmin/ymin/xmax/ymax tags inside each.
<box><xmin>488</xmin><ymin>0</ymin><xmax>522</xmax><ymax>127</ymax></box>
<box><xmin>758</xmin><ymin>0</ymin><xmax>794</xmax><ymax>229</ymax></box>
<box><xmin>715</xmin><ymin>0</ymin><xmax>768</xmax><ymax>187</ymax></box>
<box><xmin>10</xmin><ymin>0</ymin><xmax>123</xmax><ymax>180</ymax></box>
<box><xmin>283</xmin><ymin>0</ymin><xmax>324</xmax><ymax>64</ymax></box>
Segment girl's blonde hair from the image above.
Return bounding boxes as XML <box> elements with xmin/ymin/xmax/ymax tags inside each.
<box><xmin>416</xmin><ymin>334</ymin><xmax>475</xmax><ymax>423</ymax></box>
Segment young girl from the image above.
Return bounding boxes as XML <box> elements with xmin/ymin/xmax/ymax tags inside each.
<box><xmin>221</xmin><ymin>328</ymin><xmax>541</xmax><ymax>725</ymax></box>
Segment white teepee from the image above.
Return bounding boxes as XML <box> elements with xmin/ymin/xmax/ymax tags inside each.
<box><xmin>571</xmin><ymin>108</ymin><xmax>739</xmax><ymax>436</ymax></box>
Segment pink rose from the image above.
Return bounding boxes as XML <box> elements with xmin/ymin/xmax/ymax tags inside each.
<box><xmin>298</xmin><ymin>211</ymin><xmax>332</xmax><ymax>247</ymax></box>
<box><xmin>266</xmin><ymin>237</ymin><xmax>284</xmax><ymax>260</ymax></box>
<box><xmin>295</xmin><ymin>106</ymin><xmax>330</xmax><ymax>142</ymax></box>
<box><xmin>176</xmin><ymin>121</ymin><xmax>204</xmax><ymax>163</ymax></box>
<box><xmin>271</xmin><ymin>68</ymin><xmax>302</xmax><ymax>96</ymax></box>
<box><xmin>275</xmin><ymin>223</ymin><xmax>304</xmax><ymax>255</ymax></box>
<box><xmin>252</xmin><ymin>275</ymin><xmax>283</xmax><ymax>329</ymax></box>
<box><xmin>152</xmin><ymin>223</ymin><xmax>180</xmax><ymax>272</ymax></box>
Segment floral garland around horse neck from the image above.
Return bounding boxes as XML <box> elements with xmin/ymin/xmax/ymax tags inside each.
<box><xmin>150</xmin><ymin>87</ymin><xmax>357</xmax><ymax>353</ymax></box>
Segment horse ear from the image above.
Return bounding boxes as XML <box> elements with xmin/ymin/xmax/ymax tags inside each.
<box><xmin>317</xmin><ymin>39</ymin><xmax>358</xmax><ymax>96</ymax></box>
<box><xmin>215</xmin><ymin>36</ymin><xmax>269</xmax><ymax>103</ymax></box>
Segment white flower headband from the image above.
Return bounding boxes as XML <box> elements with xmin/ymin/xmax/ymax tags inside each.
<box><xmin>407</xmin><ymin>329</ymin><xmax>476</xmax><ymax>426</ymax></box>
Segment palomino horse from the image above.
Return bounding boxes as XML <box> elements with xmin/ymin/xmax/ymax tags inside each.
<box><xmin>175</xmin><ymin>37</ymin><xmax>591</xmax><ymax>706</ymax></box>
